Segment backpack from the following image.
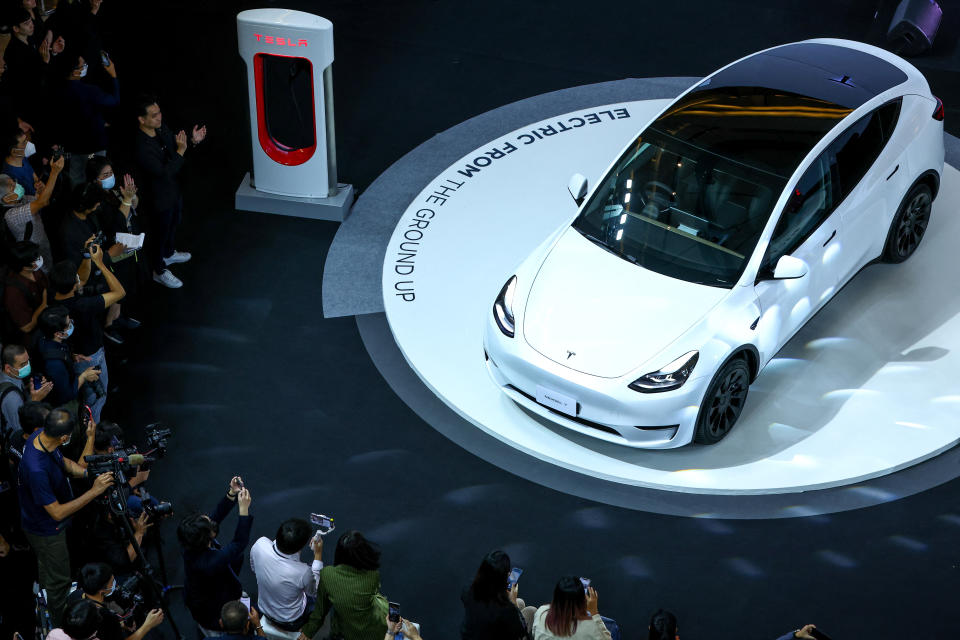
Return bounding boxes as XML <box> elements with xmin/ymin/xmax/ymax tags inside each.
<box><xmin>0</xmin><ymin>380</ymin><xmax>25</xmax><ymax>445</ymax></box>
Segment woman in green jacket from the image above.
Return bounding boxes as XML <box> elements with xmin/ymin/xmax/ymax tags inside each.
<box><xmin>298</xmin><ymin>531</ymin><xmax>389</xmax><ymax>640</ymax></box>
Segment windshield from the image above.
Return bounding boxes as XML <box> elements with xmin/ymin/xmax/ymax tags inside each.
<box><xmin>572</xmin><ymin>129</ymin><xmax>787</xmax><ymax>287</ymax></box>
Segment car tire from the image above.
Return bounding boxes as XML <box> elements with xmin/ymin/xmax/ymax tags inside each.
<box><xmin>693</xmin><ymin>356</ymin><xmax>751</xmax><ymax>445</ymax></box>
<box><xmin>883</xmin><ymin>183</ymin><xmax>933</xmax><ymax>263</ymax></box>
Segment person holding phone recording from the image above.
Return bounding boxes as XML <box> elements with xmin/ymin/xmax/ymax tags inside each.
<box><xmin>297</xmin><ymin>530</ymin><xmax>388</xmax><ymax>640</ymax></box>
<box><xmin>249</xmin><ymin>517</ymin><xmax>323</xmax><ymax>631</ymax></box>
<box><xmin>775</xmin><ymin>624</ymin><xmax>820</xmax><ymax>640</ymax></box>
<box><xmin>49</xmin><ymin>245</ymin><xmax>125</xmax><ymax>423</ymax></box>
<box><xmin>532</xmin><ymin>576</ymin><xmax>620</xmax><ymax>640</ymax></box>
<box><xmin>176</xmin><ymin>476</ymin><xmax>253</xmax><ymax>635</ymax></box>
<box><xmin>460</xmin><ymin>550</ymin><xmax>532</xmax><ymax>640</ymax></box>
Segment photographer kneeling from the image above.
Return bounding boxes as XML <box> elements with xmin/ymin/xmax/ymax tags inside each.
<box><xmin>17</xmin><ymin>408</ymin><xmax>114</xmax><ymax>627</ymax></box>
<box><xmin>69</xmin><ymin>562</ymin><xmax>164</xmax><ymax>640</ymax></box>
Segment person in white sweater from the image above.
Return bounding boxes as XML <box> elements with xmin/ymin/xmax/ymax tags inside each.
<box><xmin>532</xmin><ymin>576</ymin><xmax>619</xmax><ymax>640</ymax></box>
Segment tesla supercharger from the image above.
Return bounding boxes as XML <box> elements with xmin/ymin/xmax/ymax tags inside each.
<box><xmin>235</xmin><ymin>9</ymin><xmax>353</xmax><ymax>221</ymax></box>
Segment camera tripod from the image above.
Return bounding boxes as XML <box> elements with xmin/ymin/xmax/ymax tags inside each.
<box><xmin>102</xmin><ymin>479</ymin><xmax>186</xmax><ymax>640</ymax></box>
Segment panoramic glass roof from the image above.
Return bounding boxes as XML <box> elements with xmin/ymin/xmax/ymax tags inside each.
<box><xmin>650</xmin><ymin>42</ymin><xmax>908</xmax><ymax>179</ymax></box>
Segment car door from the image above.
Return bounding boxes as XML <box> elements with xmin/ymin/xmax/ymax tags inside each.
<box><xmin>831</xmin><ymin>99</ymin><xmax>906</xmax><ymax>281</ymax></box>
<box><xmin>754</xmin><ymin>150</ymin><xmax>843</xmax><ymax>360</ymax></box>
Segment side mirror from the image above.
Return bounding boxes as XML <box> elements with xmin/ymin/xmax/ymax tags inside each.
<box><xmin>773</xmin><ymin>254</ymin><xmax>809</xmax><ymax>280</ymax></box>
<box><xmin>567</xmin><ymin>173</ymin><xmax>588</xmax><ymax>206</ymax></box>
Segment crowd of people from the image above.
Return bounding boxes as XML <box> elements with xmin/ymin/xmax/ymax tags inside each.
<box><xmin>0</xmin><ymin>3</ymin><xmax>830</xmax><ymax>640</ymax></box>
<box><xmin>0</xmin><ymin>0</ymin><xmax>206</xmax><ymax>638</ymax></box>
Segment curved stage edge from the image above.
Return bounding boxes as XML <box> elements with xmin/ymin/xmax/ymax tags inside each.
<box><xmin>324</xmin><ymin>78</ymin><xmax>960</xmax><ymax>518</ymax></box>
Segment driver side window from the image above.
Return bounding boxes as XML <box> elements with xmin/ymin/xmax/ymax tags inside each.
<box><xmin>762</xmin><ymin>151</ymin><xmax>840</xmax><ymax>274</ymax></box>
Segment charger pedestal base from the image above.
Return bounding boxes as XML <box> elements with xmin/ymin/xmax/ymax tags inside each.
<box><xmin>235</xmin><ymin>173</ymin><xmax>354</xmax><ymax>222</ymax></box>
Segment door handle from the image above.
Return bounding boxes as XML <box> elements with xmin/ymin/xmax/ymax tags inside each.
<box><xmin>886</xmin><ymin>164</ymin><xmax>899</xmax><ymax>181</ymax></box>
<box><xmin>822</xmin><ymin>229</ymin><xmax>837</xmax><ymax>247</ymax></box>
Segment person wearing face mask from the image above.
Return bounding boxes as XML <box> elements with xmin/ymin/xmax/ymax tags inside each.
<box><xmin>85</xmin><ymin>157</ymin><xmax>143</xmax><ymax>331</ymax></box>
<box><xmin>2</xmin><ymin>130</ymin><xmax>39</xmax><ymax>196</ymax></box>
<box><xmin>57</xmin><ymin>50</ymin><xmax>119</xmax><ymax>188</ymax></box>
<box><xmin>35</xmin><ymin>305</ymin><xmax>102</xmax><ymax>410</ymax></box>
<box><xmin>1</xmin><ymin>154</ymin><xmax>64</xmax><ymax>271</ymax></box>
<box><xmin>2</xmin><ymin>240</ymin><xmax>49</xmax><ymax>344</ymax></box>
<box><xmin>0</xmin><ymin>343</ymin><xmax>53</xmax><ymax>439</ymax></box>
<box><xmin>17</xmin><ymin>408</ymin><xmax>115</xmax><ymax>627</ymax></box>
<box><xmin>70</xmin><ymin>562</ymin><xmax>165</xmax><ymax>640</ymax></box>
<box><xmin>49</xmin><ymin>248</ymin><xmax>124</xmax><ymax>423</ymax></box>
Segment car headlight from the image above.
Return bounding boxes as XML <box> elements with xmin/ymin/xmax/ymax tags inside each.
<box><xmin>493</xmin><ymin>276</ymin><xmax>517</xmax><ymax>337</ymax></box>
<box><xmin>629</xmin><ymin>351</ymin><xmax>699</xmax><ymax>393</ymax></box>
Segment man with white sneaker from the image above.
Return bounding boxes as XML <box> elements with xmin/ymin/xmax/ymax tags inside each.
<box><xmin>133</xmin><ymin>94</ymin><xmax>206</xmax><ymax>289</ymax></box>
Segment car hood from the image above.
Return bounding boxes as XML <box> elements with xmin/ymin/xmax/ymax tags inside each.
<box><xmin>521</xmin><ymin>229</ymin><xmax>728</xmax><ymax>378</ymax></box>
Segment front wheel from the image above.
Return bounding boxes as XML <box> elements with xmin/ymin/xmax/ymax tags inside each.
<box><xmin>883</xmin><ymin>183</ymin><xmax>932</xmax><ymax>263</ymax></box>
<box><xmin>693</xmin><ymin>357</ymin><xmax>751</xmax><ymax>445</ymax></box>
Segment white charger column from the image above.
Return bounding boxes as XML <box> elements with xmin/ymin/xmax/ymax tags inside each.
<box><xmin>235</xmin><ymin>8</ymin><xmax>353</xmax><ymax>221</ymax></box>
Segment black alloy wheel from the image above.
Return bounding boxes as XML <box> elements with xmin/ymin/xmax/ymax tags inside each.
<box><xmin>884</xmin><ymin>183</ymin><xmax>933</xmax><ymax>263</ymax></box>
<box><xmin>694</xmin><ymin>357</ymin><xmax>751</xmax><ymax>445</ymax></box>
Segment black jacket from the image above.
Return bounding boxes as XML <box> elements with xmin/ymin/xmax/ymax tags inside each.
<box><xmin>134</xmin><ymin>126</ymin><xmax>184</xmax><ymax>212</ymax></box>
<box><xmin>461</xmin><ymin>586</ymin><xmax>530</xmax><ymax>640</ymax></box>
<box><xmin>182</xmin><ymin>495</ymin><xmax>253</xmax><ymax>630</ymax></box>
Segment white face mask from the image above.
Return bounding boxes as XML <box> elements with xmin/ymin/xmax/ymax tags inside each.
<box><xmin>77</xmin><ymin>63</ymin><xmax>88</xmax><ymax>78</ymax></box>
<box><xmin>31</xmin><ymin>256</ymin><xmax>43</xmax><ymax>271</ymax></box>
<box><xmin>23</xmin><ymin>141</ymin><xmax>35</xmax><ymax>158</ymax></box>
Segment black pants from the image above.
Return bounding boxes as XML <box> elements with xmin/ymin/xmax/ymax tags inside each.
<box><xmin>149</xmin><ymin>198</ymin><xmax>183</xmax><ymax>273</ymax></box>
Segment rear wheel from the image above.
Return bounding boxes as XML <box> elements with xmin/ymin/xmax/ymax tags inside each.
<box><xmin>693</xmin><ymin>356</ymin><xmax>750</xmax><ymax>445</ymax></box>
<box><xmin>883</xmin><ymin>183</ymin><xmax>932</xmax><ymax>263</ymax></box>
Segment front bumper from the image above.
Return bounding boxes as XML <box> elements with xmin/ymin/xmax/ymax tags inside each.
<box><xmin>483</xmin><ymin>319</ymin><xmax>707</xmax><ymax>449</ymax></box>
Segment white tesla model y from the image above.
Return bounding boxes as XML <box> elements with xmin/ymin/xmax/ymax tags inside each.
<box><xmin>483</xmin><ymin>39</ymin><xmax>945</xmax><ymax>448</ymax></box>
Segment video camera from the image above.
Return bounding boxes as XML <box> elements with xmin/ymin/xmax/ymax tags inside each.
<box><xmin>144</xmin><ymin>424</ymin><xmax>171</xmax><ymax>458</ymax></box>
<box><xmin>84</xmin><ymin>449</ymin><xmax>154</xmax><ymax>479</ymax></box>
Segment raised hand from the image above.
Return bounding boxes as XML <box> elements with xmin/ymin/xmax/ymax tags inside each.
<box><xmin>121</xmin><ymin>174</ymin><xmax>137</xmax><ymax>200</ymax></box>
<box><xmin>191</xmin><ymin>124</ymin><xmax>207</xmax><ymax>145</ymax></box>
<box><xmin>175</xmin><ymin>130</ymin><xmax>188</xmax><ymax>153</ymax></box>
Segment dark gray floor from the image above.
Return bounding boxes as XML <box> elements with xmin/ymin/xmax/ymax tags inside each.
<box><xmin>322</xmin><ymin>77</ymin><xmax>697</xmax><ymax>317</ymax></box>
<box><xmin>90</xmin><ymin>1</ymin><xmax>960</xmax><ymax>639</ymax></box>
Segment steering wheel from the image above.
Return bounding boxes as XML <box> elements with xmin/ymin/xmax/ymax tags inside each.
<box><xmin>642</xmin><ymin>181</ymin><xmax>675</xmax><ymax>210</ymax></box>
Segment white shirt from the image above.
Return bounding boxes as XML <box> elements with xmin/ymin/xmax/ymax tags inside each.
<box><xmin>249</xmin><ymin>536</ymin><xmax>322</xmax><ymax>622</ymax></box>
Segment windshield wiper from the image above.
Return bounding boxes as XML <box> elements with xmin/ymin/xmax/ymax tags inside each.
<box><xmin>575</xmin><ymin>228</ymin><xmax>620</xmax><ymax>258</ymax></box>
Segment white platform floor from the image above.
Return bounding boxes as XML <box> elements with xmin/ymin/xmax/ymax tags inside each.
<box><xmin>381</xmin><ymin>99</ymin><xmax>960</xmax><ymax>495</ymax></box>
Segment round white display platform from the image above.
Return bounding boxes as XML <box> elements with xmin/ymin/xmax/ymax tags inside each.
<box><xmin>381</xmin><ymin>98</ymin><xmax>960</xmax><ymax>495</ymax></box>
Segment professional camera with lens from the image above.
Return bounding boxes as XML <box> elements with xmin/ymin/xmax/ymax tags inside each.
<box><xmin>82</xmin><ymin>231</ymin><xmax>106</xmax><ymax>259</ymax></box>
<box><xmin>113</xmin><ymin>574</ymin><xmax>146</xmax><ymax>625</ymax></box>
<box><xmin>144</xmin><ymin>424</ymin><xmax>171</xmax><ymax>458</ymax></box>
<box><xmin>143</xmin><ymin>500</ymin><xmax>174</xmax><ymax>522</ymax></box>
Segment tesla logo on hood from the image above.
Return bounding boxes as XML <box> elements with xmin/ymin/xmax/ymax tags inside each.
<box><xmin>566</xmin><ymin>350</ymin><xmax>576</xmax><ymax>359</ymax></box>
